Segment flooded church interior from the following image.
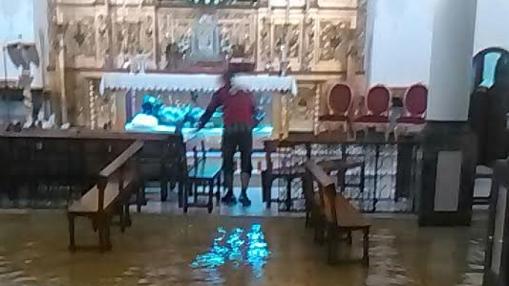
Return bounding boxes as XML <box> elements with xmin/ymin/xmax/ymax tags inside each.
<box><xmin>0</xmin><ymin>0</ymin><xmax>508</xmax><ymax>285</ymax></box>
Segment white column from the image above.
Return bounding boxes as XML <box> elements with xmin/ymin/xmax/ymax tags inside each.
<box><xmin>426</xmin><ymin>0</ymin><xmax>478</xmax><ymax>121</ymax></box>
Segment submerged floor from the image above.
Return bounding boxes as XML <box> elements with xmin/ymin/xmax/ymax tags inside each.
<box><xmin>0</xmin><ymin>211</ymin><xmax>485</xmax><ymax>286</ymax></box>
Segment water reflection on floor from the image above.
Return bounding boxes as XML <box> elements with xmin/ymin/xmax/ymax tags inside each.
<box><xmin>0</xmin><ymin>212</ymin><xmax>485</xmax><ymax>286</ymax></box>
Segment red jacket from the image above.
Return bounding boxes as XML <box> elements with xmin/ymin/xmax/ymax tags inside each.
<box><xmin>199</xmin><ymin>86</ymin><xmax>256</xmax><ymax>127</ymax></box>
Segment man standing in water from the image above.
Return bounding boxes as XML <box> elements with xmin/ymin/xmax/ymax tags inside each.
<box><xmin>197</xmin><ymin>71</ymin><xmax>257</xmax><ymax>206</ymax></box>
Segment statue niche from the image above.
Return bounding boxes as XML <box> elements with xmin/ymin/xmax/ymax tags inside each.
<box><xmin>188</xmin><ymin>14</ymin><xmax>223</xmax><ymax>63</ymax></box>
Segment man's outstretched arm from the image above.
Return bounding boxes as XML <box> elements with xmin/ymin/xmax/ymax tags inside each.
<box><xmin>197</xmin><ymin>91</ymin><xmax>222</xmax><ymax>129</ymax></box>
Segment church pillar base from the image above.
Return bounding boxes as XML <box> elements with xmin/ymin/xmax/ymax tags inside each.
<box><xmin>418</xmin><ymin>122</ymin><xmax>477</xmax><ymax>226</ymax></box>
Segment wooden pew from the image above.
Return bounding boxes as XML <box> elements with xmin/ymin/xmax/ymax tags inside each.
<box><xmin>304</xmin><ymin>160</ymin><xmax>371</xmax><ymax>265</ymax></box>
<box><xmin>67</xmin><ymin>140</ymin><xmax>144</xmax><ymax>252</ymax></box>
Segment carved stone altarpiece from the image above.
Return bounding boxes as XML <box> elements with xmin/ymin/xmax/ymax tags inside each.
<box><xmin>50</xmin><ymin>0</ymin><xmax>366</xmax><ymax>128</ymax></box>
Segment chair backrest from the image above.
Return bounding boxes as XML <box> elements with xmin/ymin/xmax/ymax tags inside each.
<box><xmin>404</xmin><ymin>83</ymin><xmax>428</xmax><ymax>117</ymax></box>
<box><xmin>366</xmin><ymin>85</ymin><xmax>390</xmax><ymax>115</ymax></box>
<box><xmin>327</xmin><ymin>83</ymin><xmax>352</xmax><ymax>115</ymax></box>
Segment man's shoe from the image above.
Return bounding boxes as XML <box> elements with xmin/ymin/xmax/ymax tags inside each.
<box><xmin>239</xmin><ymin>194</ymin><xmax>252</xmax><ymax>207</ymax></box>
<box><xmin>221</xmin><ymin>192</ymin><xmax>237</xmax><ymax>205</ymax></box>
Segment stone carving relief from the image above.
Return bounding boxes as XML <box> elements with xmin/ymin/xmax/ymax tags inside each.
<box><xmin>157</xmin><ymin>9</ymin><xmax>256</xmax><ymax>69</ymax></box>
<box><xmin>351</xmin><ymin>0</ymin><xmax>367</xmax><ymax>72</ymax></box>
<box><xmin>50</xmin><ymin>1</ymin><xmax>364</xmax><ymax>73</ymax></box>
<box><xmin>96</xmin><ymin>14</ymin><xmax>111</xmax><ymax>67</ymax></box>
<box><xmin>273</xmin><ymin>24</ymin><xmax>300</xmax><ymax>59</ymax></box>
<box><xmin>141</xmin><ymin>15</ymin><xmax>154</xmax><ymax>54</ymax></box>
<box><xmin>318</xmin><ymin>20</ymin><xmax>354</xmax><ymax>70</ymax></box>
<box><xmin>113</xmin><ymin>21</ymin><xmax>142</xmax><ymax>68</ymax></box>
<box><xmin>301</xmin><ymin>16</ymin><xmax>316</xmax><ymax>71</ymax></box>
<box><xmin>219</xmin><ymin>22</ymin><xmax>255</xmax><ymax>60</ymax></box>
<box><xmin>47</xmin><ymin>0</ymin><xmax>60</xmax><ymax>69</ymax></box>
<box><xmin>158</xmin><ymin>9</ymin><xmax>195</xmax><ymax>65</ymax></box>
<box><xmin>65</xmin><ymin>17</ymin><xmax>96</xmax><ymax>62</ymax></box>
<box><xmin>258</xmin><ymin>17</ymin><xmax>271</xmax><ymax>69</ymax></box>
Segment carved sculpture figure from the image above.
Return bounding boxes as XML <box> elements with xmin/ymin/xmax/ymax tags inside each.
<box><xmin>165</xmin><ymin>42</ymin><xmax>184</xmax><ymax>70</ymax></box>
<box><xmin>189</xmin><ymin>14</ymin><xmax>222</xmax><ymax>62</ymax></box>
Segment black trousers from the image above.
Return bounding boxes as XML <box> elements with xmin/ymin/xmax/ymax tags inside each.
<box><xmin>222</xmin><ymin>126</ymin><xmax>253</xmax><ymax>178</ymax></box>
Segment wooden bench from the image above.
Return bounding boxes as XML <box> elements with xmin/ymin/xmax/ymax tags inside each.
<box><xmin>304</xmin><ymin>160</ymin><xmax>371</xmax><ymax>265</ymax></box>
<box><xmin>182</xmin><ymin>141</ymin><xmax>222</xmax><ymax>213</ymax></box>
<box><xmin>67</xmin><ymin>140</ymin><xmax>144</xmax><ymax>252</ymax></box>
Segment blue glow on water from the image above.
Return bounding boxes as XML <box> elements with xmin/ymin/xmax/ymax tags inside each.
<box><xmin>191</xmin><ymin>224</ymin><xmax>271</xmax><ymax>278</ymax></box>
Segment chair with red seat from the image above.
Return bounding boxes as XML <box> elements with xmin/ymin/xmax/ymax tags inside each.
<box><xmin>352</xmin><ymin>85</ymin><xmax>391</xmax><ymax>137</ymax></box>
<box><xmin>395</xmin><ymin>83</ymin><xmax>428</xmax><ymax>136</ymax></box>
<box><xmin>318</xmin><ymin>82</ymin><xmax>353</xmax><ymax>135</ymax></box>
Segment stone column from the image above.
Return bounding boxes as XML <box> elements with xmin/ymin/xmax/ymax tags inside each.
<box><xmin>418</xmin><ymin>0</ymin><xmax>478</xmax><ymax>226</ymax></box>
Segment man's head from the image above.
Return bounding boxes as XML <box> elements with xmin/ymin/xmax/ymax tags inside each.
<box><xmin>222</xmin><ymin>70</ymin><xmax>235</xmax><ymax>87</ymax></box>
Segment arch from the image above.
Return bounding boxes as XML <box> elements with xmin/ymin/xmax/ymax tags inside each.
<box><xmin>473</xmin><ymin>47</ymin><xmax>509</xmax><ymax>89</ymax></box>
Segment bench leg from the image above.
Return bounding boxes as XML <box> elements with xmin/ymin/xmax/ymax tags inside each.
<box><xmin>208</xmin><ymin>180</ymin><xmax>214</xmax><ymax>214</ymax></box>
<box><xmin>362</xmin><ymin>228</ymin><xmax>370</xmax><ymax>266</ymax></box>
<box><xmin>136</xmin><ymin>183</ymin><xmax>144</xmax><ymax>213</ymax></box>
<box><xmin>261</xmin><ymin>171</ymin><xmax>267</xmax><ymax>203</ymax></box>
<box><xmin>314</xmin><ymin>215</ymin><xmax>325</xmax><ymax>245</ymax></box>
<box><xmin>119</xmin><ymin>204</ymin><xmax>126</xmax><ymax>233</ymax></box>
<box><xmin>193</xmin><ymin>183</ymin><xmax>198</xmax><ymax>203</ymax></box>
<box><xmin>285</xmin><ymin>178</ymin><xmax>292</xmax><ymax>211</ymax></box>
<box><xmin>183</xmin><ymin>183</ymin><xmax>189</xmax><ymax>214</ymax></box>
<box><xmin>105</xmin><ymin>215</ymin><xmax>112</xmax><ymax>251</ymax></box>
<box><xmin>125</xmin><ymin>202</ymin><xmax>132</xmax><ymax>227</ymax></box>
<box><xmin>161</xmin><ymin>179</ymin><xmax>168</xmax><ymax>202</ymax></box>
<box><xmin>327</xmin><ymin>225</ymin><xmax>338</xmax><ymax>264</ymax></box>
<box><xmin>347</xmin><ymin>231</ymin><xmax>353</xmax><ymax>245</ymax></box>
<box><xmin>178</xmin><ymin>181</ymin><xmax>183</xmax><ymax>208</ymax></box>
<box><xmin>262</xmin><ymin>172</ymin><xmax>273</xmax><ymax>209</ymax></box>
<box><xmin>216</xmin><ymin>175</ymin><xmax>221</xmax><ymax>203</ymax></box>
<box><xmin>68</xmin><ymin>214</ymin><xmax>76</xmax><ymax>252</ymax></box>
<box><xmin>98</xmin><ymin>216</ymin><xmax>105</xmax><ymax>252</ymax></box>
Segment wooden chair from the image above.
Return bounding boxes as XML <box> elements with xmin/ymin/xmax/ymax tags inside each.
<box><xmin>318</xmin><ymin>82</ymin><xmax>353</xmax><ymax>136</ymax></box>
<box><xmin>352</xmin><ymin>85</ymin><xmax>391</xmax><ymax>137</ymax></box>
<box><xmin>394</xmin><ymin>83</ymin><xmax>428</xmax><ymax>137</ymax></box>
<box><xmin>67</xmin><ymin>140</ymin><xmax>143</xmax><ymax>252</ymax></box>
<box><xmin>304</xmin><ymin>160</ymin><xmax>371</xmax><ymax>266</ymax></box>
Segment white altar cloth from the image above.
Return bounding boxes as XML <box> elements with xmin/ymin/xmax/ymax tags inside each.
<box><xmin>100</xmin><ymin>72</ymin><xmax>298</xmax><ymax>95</ymax></box>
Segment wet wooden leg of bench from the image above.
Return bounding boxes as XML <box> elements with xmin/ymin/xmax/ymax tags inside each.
<box><xmin>178</xmin><ymin>181</ymin><xmax>183</xmax><ymax>208</ymax></box>
<box><xmin>124</xmin><ymin>202</ymin><xmax>132</xmax><ymax>227</ymax></box>
<box><xmin>314</xmin><ymin>215</ymin><xmax>325</xmax><ymax>245</ymax></box>
<box><xmin>208</xmin><ymin>180</ymin><xmax>214</xmax><ymax>213</ymax></box>
<box><xmin>161</xmin><ymin>179</ymin><xmax>168</xmax><ymax>202</ymax></box>
<box><xmin>327</xmin><ymin>224</ymin><xmax>338</xmax><ymax>264</ymax></box>
<box><xmin>347</xmin><ymin>231</ymin><xmax>353</xmax><ymax>245</ymax></box>
<box><xmin>286</xmin><ymin>178</ymin><xmax>292</xmax><ymax>211</ymax></box>
<box><xmin>362</xmin><ymin>227</ymin><xmax>370</xmax><ymax>266</ymax></box>
<box><xmin>119</xmin><ymin>204</ymin><xmax>126</xmax><ymax>233</ymax></box>
<box><xmin>105</xmin><ymin>215</ymin><xmax>112</xmax><ymax>251</ymax></box>
<box><xmin>262</xmin><ymin>172</ymin><xmax>273</xmax><ymax>209</ymax></box>
<box><xmin>261</xmin><ymin>171</ymin><xmax>267</xmax><ymax>203</ymax></box>
<box><xmin>193</xmin><ymin>182</ymin><xmax>198</xmax><ymax>203</ymax></box>
<box><xmin>68</xmin><ymin>214</ymin><xmax>76</xmax><ymax>252</ymax></box>
<box><xmin>98</xmin><ymin>216</ymin><xmax>105</xmax><ymax>252</ymax></box>
<box><xmin>136</xmin><ymin>182</ymin><xmax>144</xmax><ymax>213</ymax></box>
<box><xmin>216</xmin><ymin>175</ymin><xmax>221</xmax><ymax>203</ymax></box>
<box><xmin>183</xmin><ymin>182</ymin><xmax>189</xmax><ymax>213</ymax></box>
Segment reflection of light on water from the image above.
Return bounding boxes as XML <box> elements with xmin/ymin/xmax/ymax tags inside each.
<box><xmin>191</xmin><ymin>224</ymin><xmax>271</xmax><ymax>278</ymax></box>
<box><xmin>246</xmin><ymin>224</ymin><xmax>271</xmax><ymax>278</ymax></box>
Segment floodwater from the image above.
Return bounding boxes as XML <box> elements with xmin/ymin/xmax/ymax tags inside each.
<box><xmin>0</xmin><ymin>211</ymin><xmax>485</xmax><ymax>286</ymax></box>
